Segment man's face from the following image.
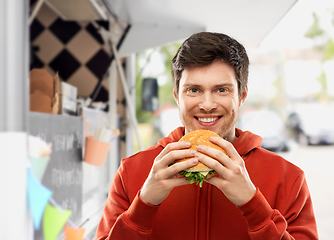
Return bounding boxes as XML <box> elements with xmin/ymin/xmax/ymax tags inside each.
<box><xmin>173</xmin><ymin>60</ymin><xmax>247</xmax><ymax>142</ymax></box>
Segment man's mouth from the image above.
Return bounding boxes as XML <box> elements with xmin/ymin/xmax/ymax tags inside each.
<box><xmin>195</xmin><ymin>116</ymin><xmax>221</xmax><ymax>123</ymax></box>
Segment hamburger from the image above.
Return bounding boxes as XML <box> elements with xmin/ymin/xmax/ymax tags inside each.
<box><xmin>173</xmin><ymin>129</ymin><xmax>228</xmax><ymax>187</ymax></box>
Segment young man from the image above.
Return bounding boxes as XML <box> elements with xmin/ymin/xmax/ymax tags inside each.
<box><xmin>95</xmin><ymin>32</ymin><xmax>318</xmax><ymax>239</ymax></box>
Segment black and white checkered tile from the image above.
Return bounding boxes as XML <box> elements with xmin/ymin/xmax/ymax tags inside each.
<box><xmin>30</xmin><ymin>1</ymin><xmax>110</xmax><ymax>102</ymax></box>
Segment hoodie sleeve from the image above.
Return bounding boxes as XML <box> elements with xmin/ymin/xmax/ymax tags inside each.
<box><xmin>95</xmin><ymin>164</ymin><xmax>159</xmax><ymax>240</ymax></box>
<box><xmin>238</xmin><ymin>173</ymin><xmax>318</xmax><ymax>240</ymax></box>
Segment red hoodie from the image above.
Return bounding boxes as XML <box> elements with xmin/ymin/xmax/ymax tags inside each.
<box><xmin>95</xmin><ymin>127</ymin><xmax>318</xmax><ymax>240</ymax></box>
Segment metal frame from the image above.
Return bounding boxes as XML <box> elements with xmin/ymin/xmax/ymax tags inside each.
<box><xmin>0</xmin><ymin>0</ymin><xmax>31</xmax><ymax>239</ymax></box>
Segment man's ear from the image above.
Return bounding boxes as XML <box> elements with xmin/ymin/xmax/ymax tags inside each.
<box><xmin>239</xmin><ymin>86</ymin><xmax>248</xmax><ymax>107</ymax></box>
<box><xmin>173</xmin><ymin>88</ymin><xmax>179</xmax><ymax>106</ymax></box>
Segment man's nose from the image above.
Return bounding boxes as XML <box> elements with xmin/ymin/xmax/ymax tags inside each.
<box><xmin>199</xmin><ymin>93</ymin><xmax>217</xmax><ymax>111</ymax></box>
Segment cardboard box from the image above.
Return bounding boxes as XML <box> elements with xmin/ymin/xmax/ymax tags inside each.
<box><xmin>30</xmin><ymin>69</ymin><xmax>77</xmax><ymax>115</ymax></box>
<box><xmin>52</xmin><ymin>72</ymin><xmax>77</xmax><ymax>115</ymax></box>
<box><xmin>30</xmin><ymin>69</ymin><xmax>54</xmax><ymax>113</ymax></box>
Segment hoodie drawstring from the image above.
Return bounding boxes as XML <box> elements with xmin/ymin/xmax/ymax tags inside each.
<box><xmin>195</xmin><ymin>184</ymin><xmax>212</xmax><ymax>240</ymax></box>
<box><xmin>195</xmin><ymin>186</ymin><xmax>201</xmax><ymax>240</ymax></box>
<box><xmin>206</xmin><ymin>184</ymin><xmax>211</xmax><ymax>240</ymax></box>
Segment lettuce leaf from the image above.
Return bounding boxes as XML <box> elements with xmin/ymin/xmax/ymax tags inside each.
<box><xmin>178</xmin><ymin>170</ymin><xmax>215</xmax><ymax>188</ymax></box>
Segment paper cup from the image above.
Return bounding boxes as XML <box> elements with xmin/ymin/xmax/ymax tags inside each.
<box><xmin>83</xmin><ymin>136</ymin><xmax>110</xmax><ymax>166</ymax></box>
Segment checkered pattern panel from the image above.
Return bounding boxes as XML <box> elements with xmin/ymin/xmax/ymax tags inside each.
<box><xmin>30</xmin><ymin>3</ymin><xmax>111</xmax><ymax>102</ymax></box>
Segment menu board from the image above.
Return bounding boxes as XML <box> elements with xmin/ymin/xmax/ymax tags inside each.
<box><xmin>29</xmin><ymin>112</ymin><xmax>84</xmax><ymax>239</ymax></box>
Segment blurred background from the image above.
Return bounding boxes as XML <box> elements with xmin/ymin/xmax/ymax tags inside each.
<box><xmin>5</xmin><ymin>0</ymin><xmax>332</xmax><ymax>238</ymax></box>
<box><xmin>134</xmin><ymin>0</ymin><xmax>334</xmax><ymax>239</ymax></box>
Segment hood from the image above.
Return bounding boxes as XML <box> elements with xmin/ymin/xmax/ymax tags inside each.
<box><xmin>158</xmin><ymin>127</ymin><xmax>185</xmax><ymax>148</ymax></box>
<box><xmin>234</xmin><ymin>128</ymin><xmax>263</xmax><ymax>157</ymax></box>
<box><xmin>158</xmin><ymin>127</ymin><xmax>262</xmax><ymax>158</ymax></box>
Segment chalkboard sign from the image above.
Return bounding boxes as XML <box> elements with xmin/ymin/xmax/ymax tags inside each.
<box><xmin>29</xmin><ymin>112</ymin><xmax>84</xmax><ymax>239</ymax></box>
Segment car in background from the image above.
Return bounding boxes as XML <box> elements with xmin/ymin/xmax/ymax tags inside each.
<box><xmin>287</xmin><ymin>103</ymin><xmax>334</xmax><ymax>145</ymax></box>
<box><xmin>237</xmin><ymin>110</ymin><xmax>290</xmax><ymax>152</ymax></box>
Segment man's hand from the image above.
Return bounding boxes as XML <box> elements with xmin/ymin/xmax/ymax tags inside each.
<box><xmin>139</xmin><ymin>141</ymin><xmax>199</xmax><ymax>206</ymax></box>
<box><xmin>196</xmin><ymin>137</ymin><xmax>256</xmax><ymax>206</ymax></box>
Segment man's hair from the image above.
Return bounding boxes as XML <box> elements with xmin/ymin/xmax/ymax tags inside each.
<box><xmin>171</xmin><ymin>32</ymin><xmax>249</xmax><ymax>98</ymax></box>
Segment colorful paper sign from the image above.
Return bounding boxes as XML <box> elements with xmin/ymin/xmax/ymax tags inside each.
<box><xmin>27</xmin><ymin>168</ymin><xmax>52</xmax><ymax>230</ymax></box>
<box><xmin>64</xmin><ymin>225</ymin><xmax>85</xmax><ymax>240</ymax></box>
<box><xmin>43</xmin><ymin>204</ymin><xmax>72</xmax><ymax>240</ymax></box>
<box><xmin>29</xmin><ymin>156</ymin><xmax>50</xmax><ymax>181</ymax></box>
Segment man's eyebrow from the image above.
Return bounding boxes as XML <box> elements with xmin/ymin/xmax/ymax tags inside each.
<box><xmin>181</xmin><ymin>83</ymin><xmax>201</xmax><ymax>88</ymax></box>
<box><xmin>215</xmin><ymin>83</ymin><xmax>234</xmax><ymax>88</ymax></box>
<box><xmin>181</xmin><ymin>83</ymin><xmax>235</xmax><ymax>89</ymax></box>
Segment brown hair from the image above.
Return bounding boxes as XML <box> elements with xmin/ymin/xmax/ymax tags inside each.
<box><xmin>171</xmin><ymin>32</ymin><xmax>249</xmax><ymax>98</ymax></box>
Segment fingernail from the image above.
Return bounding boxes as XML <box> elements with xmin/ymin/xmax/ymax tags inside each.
<box><xmin>190</xmin><ymin>150</ymin><xmax>196</xmax><ymax>155</ymax></box>
<box><xmin>210</xmin><ymin>136</ymin><xmax>218</xmax><ymax>141</ymax></box>
<box><xmin>185</xmin><ymin>142</ymin><xmax>191</xmax><ymax>147</ymax></box>
<box><xmin>197</xmin><ymin>145</ymin><xmax>202</xmax><ymax>151</ymax></box>
<box><xmin>192</xmin><ymin>158</ymin><xmax>198</xmax><ymax>164</ymax></box>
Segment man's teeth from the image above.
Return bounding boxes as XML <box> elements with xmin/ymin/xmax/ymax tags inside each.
<box><xmin>198</xmin><ymin>117</ymin><xmax>219</xmax><ymax>123</ymax></box>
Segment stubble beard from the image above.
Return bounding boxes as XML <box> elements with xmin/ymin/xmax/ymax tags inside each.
<box><xmin>217</xmin><ymin>109</ymin><xmax>239</xmax><ymax>142</ymax></box>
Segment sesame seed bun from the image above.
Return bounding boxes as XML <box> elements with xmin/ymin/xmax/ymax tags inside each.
<box><xmin>176</xmin><ymin>129</ymin><xmax>227</xmax><ymax>172</ymax></box>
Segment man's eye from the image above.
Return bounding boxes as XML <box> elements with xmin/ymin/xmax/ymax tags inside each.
<box><xmin>187</xmin><ymin>88</ymin><xmax>198</xmax><ymax>93</ymax></box>
<box><xmin>218</xmin><ymin>88</ymin><xmax>226</xmax><ymax>93</ymax></box>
